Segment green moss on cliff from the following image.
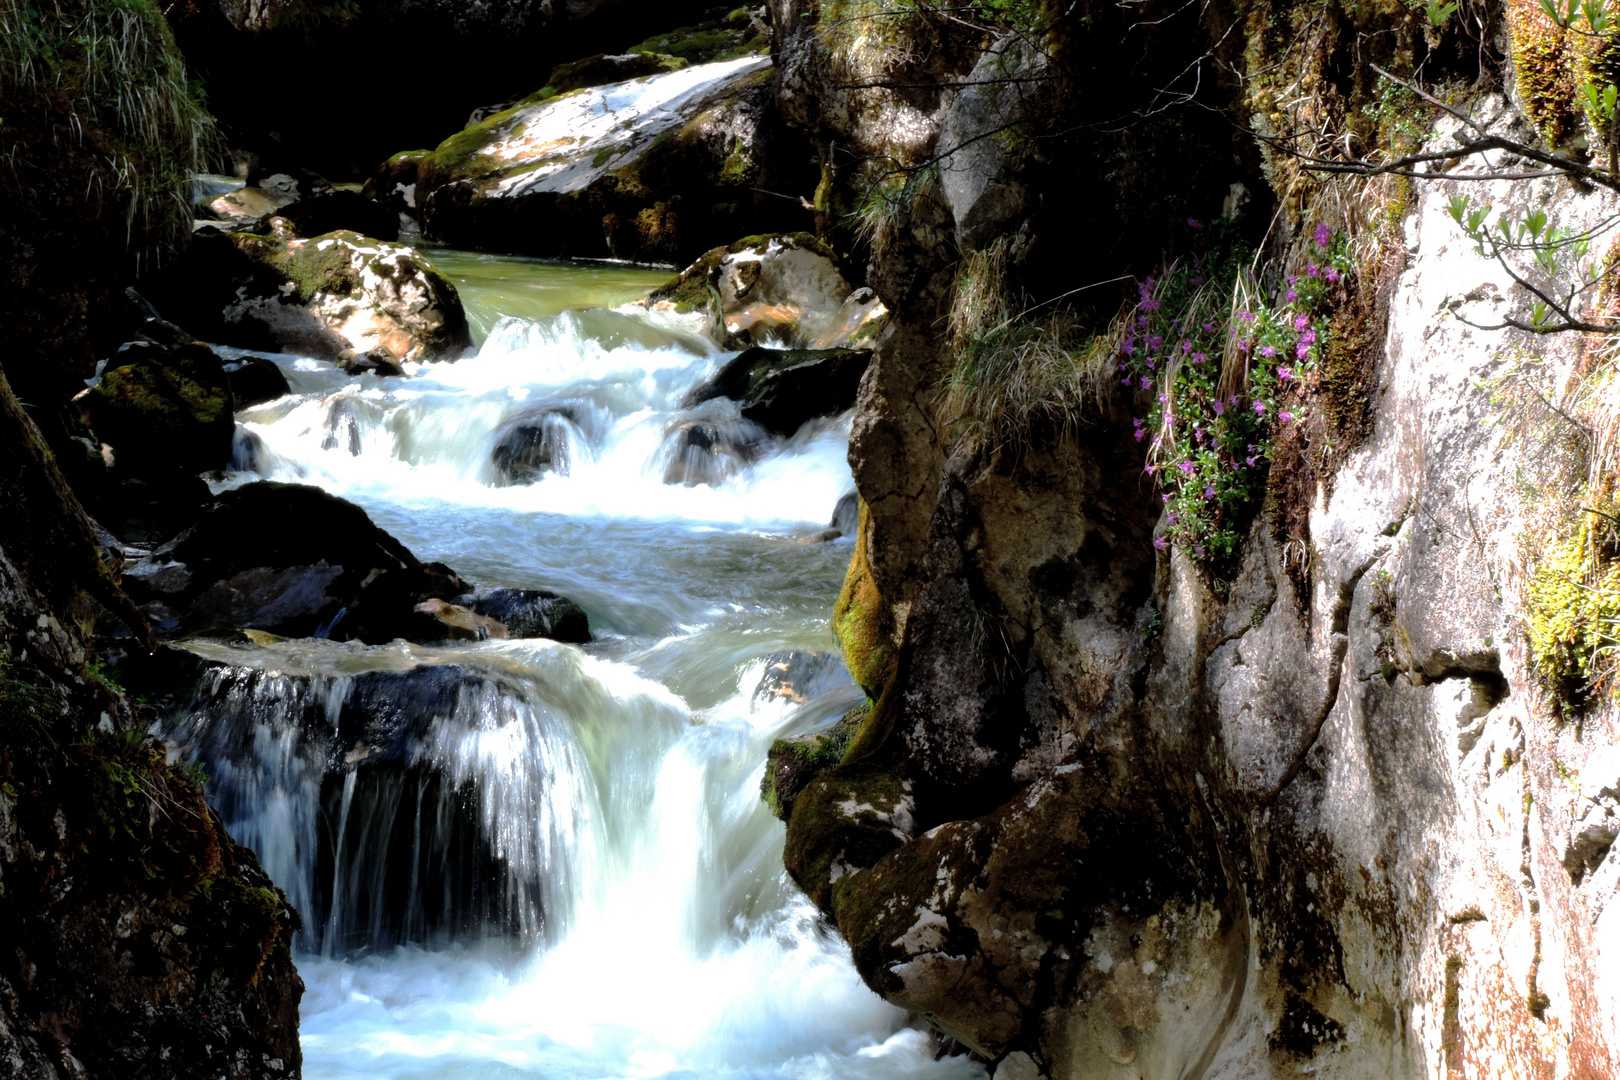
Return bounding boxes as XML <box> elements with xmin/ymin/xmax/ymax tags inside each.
<box><xmin>832</xmin><ymin>499</ymin><xmax>897</xmax><ymax>699</ymax></box>
<box><xmin>1509</xmin><ymin>0</ymin><xmax>1581</xmax><ymax>147</ymax></box>
<box><xmin>1525</xmin><ymin>518</ymin><xmax>1620</xmax><ymax>718</ymax></box>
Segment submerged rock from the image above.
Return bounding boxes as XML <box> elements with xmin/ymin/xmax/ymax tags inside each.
<box><xmin>489</xmin><ymin>407</ymin><xmax>581</xmax><ymax>484</ymax></box>
<box><xmin>660</xmin><ymin>403</ymin><xmax>767</xmax><ymax>486</ymax></box>
<box><xmin>144</xmin><ymin>228</ymin><xmax>472</xmax><ymax>364</ymax></box>
<box><xmin>683</xmin><ymin>345</ymin><xmax>868</xmax><ymax>436</ymax></box>
<box><xmin>82</xmin><ymin>340</ymin><xmax>236</xmax><ymax>472</ymax></box>
<box><xmin>415</xmin><ymin>56</ymin><xmax>814</xmax><ymax>264</ymax></box>
<box><xmin>646</xmin><ymin>233</ymin><xmax>888</xmax><ymax>350</ymax></box>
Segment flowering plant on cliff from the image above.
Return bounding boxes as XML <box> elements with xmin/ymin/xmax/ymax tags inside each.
<box><xmin>1117</xmin><ymin>223</ymin><xmax>1353</xmax><ymax>562</ymax></box>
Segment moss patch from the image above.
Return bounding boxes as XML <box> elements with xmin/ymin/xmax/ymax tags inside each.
<box><xmin>832</xmin><ymin>499</ymin><xmax>897</xmax><ymax>699</ymax></box>
<box><xmin>1525</xmin><ymin>514</ymin><xmax>1620</xmax><ymax>719</ymax></box>
<box><xmin>1508</xmin><ymin>0</ymin><xmax>1582</xmax><ymax>148</ymax></box>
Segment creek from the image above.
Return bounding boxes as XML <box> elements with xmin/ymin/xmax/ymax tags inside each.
<box><xmin>160</xmin><ymin>248</ymin><xmax>985</xmax><ymax>1080</ymax></box>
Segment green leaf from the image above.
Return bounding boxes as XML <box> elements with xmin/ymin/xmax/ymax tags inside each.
<box><xmin>1527</xmin><ymin>209</ymin><xmax>1548</xmax><ymax>238</ymax></box>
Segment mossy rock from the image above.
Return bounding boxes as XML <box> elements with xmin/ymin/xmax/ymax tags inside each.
<box><xmin>781</xmin><ymin>761</ymin><xmax>912</xmax><ymax>914</ymax></box>
<box><xmin>85</xmin><ymin>341</ymin><xmax>235</xmax><ymax>473</ymax></box>
<box><xmin>763</xmin><ymin>703</ymin><xmax>866</xmax><ymax>819</ymax></box>
<box><xmin>832</xmin><ymin>499</ymin><xmax>898</xmax><ymax>698</ymax></box>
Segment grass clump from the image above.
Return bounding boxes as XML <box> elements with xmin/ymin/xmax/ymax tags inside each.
<box><xmin>0</xmin><ymin>0</ymin><xmax>216</xmax><ymax>268</ymax></box>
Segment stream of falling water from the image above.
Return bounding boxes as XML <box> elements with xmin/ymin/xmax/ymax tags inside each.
<box><xmin>167</xmin><ymin>249</ymin><xmax>985</xmax><ymax>1080</ymax></box>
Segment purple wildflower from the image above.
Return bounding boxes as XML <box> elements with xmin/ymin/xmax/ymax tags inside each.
<box><xmin>1259</xmin><ymin>346</ymin><xmax>1277</xmax><ymax>358</ymax></box>
<box><xmin>1194</xmin><ymin>545</ymin><xmax>1205</xmax><ymax>556</ymax></box>
<box><xmin>1278</xmin><ymin>410</ymin><xmax>1293</xmax><ymax>423</ymax></box>
<box><xmin>1181</xmin><ymin>340</ymin><xmax>1193</xmax><ymax>354</ymax></box>
<box><xmin>1140</xmin><ymin>376</ymin><xmax>1151</xmax><ymax>390</ymax></box>
<box><xmin>1307</xmin><ymin>263</ymin><xmax>1320</xmax><ymax>278</ymax></box>
<box><xmin>1296</xmin><ymin>342</ymin><xmax>1310</xmax><ymax>360</ymax></box>
<box><xmin>1239</xmin><ymin>311</ymin><xmax>1256</xmax><ymax>323</ymax></box>
<box><xmin>1178</xmin><ymin>459</ymin><xmax>1196</xmax><ymax>475</ymax></box>
<box><xmin>1134</xmin><ymin>428</ymin><xmax>1145</xmax><ymax>441</ymax></box>
<box><xmin>1193</xmin><ymin>351</ymin><xmax>1207</xmax><ymax>364</ymax></box>
<box><xmin>1245</xmin><ymin>455</ymin><xmax>1257</xmax><ymax>466</ymax></box>
<box><xmin>1154</xmin><ymin>536</ymin><xmax>1168</xmax><ymax>550</ymax></box>
<box><xmin>1161</xmin><ymin>492</ymin><xmax>1171</xmax><ymax>504</ymax></box>
<box><xmin>1285</xmin><ymin>288</ymin><xmax>1299</xmax><ymax>303</ymax></box>
<box><xmin>1188</xmin><ymin>218</ymin><xmax>1203</xmax><ymax>230</ymax></box>
<box><xmin>1314</xmin><ymin>222</ymin><xmax>1331</xmax><ymax>248</ymax></box>
<box><xmin>1147</xmin><ymin>335</ymin><xmax>1164</xmax><ymax>350</ymax></box>
<box><xmin>1121</xmin><ymin>339</ymin><xmax>1136</xmax><ymax>356</ymax></box>
<box><xmin>1326</xmin><ymin>268</ymin><xmax>1341</xmax><ymax>284</ymax></box>
<box><xmin>1278</xmin><ymin>366</ymin><xmax>1293</xmax><ymax>382</ymax></box>
<box><xmin>1213</xmin><ymin>399</ymin><xmax>1225</xmax><ymax>416</ymax></box>
<box><xmin>1294</xmin><ymin>315</ymin><xmax>1310</xmax><ymax>331</ymax></box>
<box><xmin>1167</xmin><ymin>512</ymin><xmax>1178</xmax><ymax>524</ymax></box>
<box><xmin>1253</xmin><ymin>400</ymin><xmax>1266</xmax><ymax>415</ymax></box>
<box><xmin>1204</xmin><ymin>483</ymin><xmax>1216</xmax><ymax>500</ymax></box>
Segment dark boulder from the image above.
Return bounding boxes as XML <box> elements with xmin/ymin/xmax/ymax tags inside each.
<box><xmin>119</xmin><ymin>481</ymin><xmax>432</xmax><ymax>638</ymax></box>
<box><xmin>472</xmin><ymin>588</ymin><xmax>590</xmax><ymax>643</ymax></box>
<box><xmin>277</xmin><ymin>189</ymin><xmax>401</xmax><ymax>242</ymax></box>
<box><xmin>82</xmin><ymin>340</ymin><xmax>236</xmax><ymax>472</ymax></box>
<box><xmin>682</xmin><ymin>345</ymin><xmax>868</xmax><ymax>436</ymax></box>
<box><xmin>223</xmin><ymin>354</ymin><xmax>292</xmax><ymax>409</ymax></box>
<box><xmin>331</xmin><ymin>562</ymin><xmax>471</xmax><ymax>644</ymax></box>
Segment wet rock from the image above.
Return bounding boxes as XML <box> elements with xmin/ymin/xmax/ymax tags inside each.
<box><xmin>414</xmin><ymin>597</ymin><xmax>508</xmax><ymax>641</ymax></box>
<box><xmin>489</xmin><ymin>408</ymin><xmax>579</xmax><ymax>484</ymax></box>
<box><xmin>683</xmin><ymin>345</ymin><xmax>868</xmax><ymax>436</ymax></box>
<box><xmin>337</xmin><ymin>346</ymin><xmax>407</xmax><ymax>377</ymax></box>
<box><xmin>416</xmin><ymin>57</ymin><xmax>814</xmax><ymax>264</ymax></box>
<box><xmin>471</xmin><ymin>588</ymin><xmax>590</xmax><ymax>643</ymax></box>
<box><xmin>803</xmin><ymin>490</ymin><xmax>859</xmax><ymax>543</ymax></box>
<box><xmin>143</xmin><ymin>228</ymin><xmax>472</xmax><ymax>364</ymax></box>
<box><xmin>118</xmin><ymin>481</ymin><xmax>456</xmax><ymax>639</ymax></box>
<box><xmin>81</xmin><ymin>340</ymin><xmax>236</xmax><ymax>472</ymax></box>
<box><xmin>754</xmin><ymin>649</ymin><xmax>850</xmax><ymax>704</ymax></box>
<box><xmin>321</xmin><ymin>398</ymin><xmax>364</xmax><ymax>455</ymax></box>
<box><xmin>661</xmin><ymin>405</ymin><xmax>767</xmax><ymax>485</ymax></box>
<box><xmin>333</xmin><ymin>561</ymin><xmax>470</xmax><ymax>644</ymax></box>
<box><xmin>647</xmin><ymin>232</ymin><xmax>887</xmax><ymax>349</ymax></box>
<box><xmin>223</xmin><ymin>353</ymin><xmax>291</xmax><ymax>408</ymax></box>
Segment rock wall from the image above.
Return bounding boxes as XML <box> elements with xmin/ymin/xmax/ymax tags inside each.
<box><xmin>0</xmin><ymin>371</ymin><xmax>303</xmax><ymax>1079</ymax></box>
<box><xmin>771</xmin><ymin>1</ymin><xmax>1620</xmax><ymax>1076</ymax></box>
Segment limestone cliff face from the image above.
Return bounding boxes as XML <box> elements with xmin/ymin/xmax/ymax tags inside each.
<box><xmin>771</xmin><ymin>2</ymin><xmax>1620</xmax><ymax>1076</ymax></box>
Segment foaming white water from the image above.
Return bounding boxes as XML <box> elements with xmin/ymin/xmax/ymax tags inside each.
<box><xmin>193</xmin><ymin>257</ymin><xmax>981</xmax><ymax>1079</ymax></box>
<box><xmin>231</xmin><ymin>306</ymin><xmax>853</xmax><ymax>526</ymax></box>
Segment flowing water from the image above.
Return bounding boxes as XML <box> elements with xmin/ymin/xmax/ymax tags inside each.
<box><xmin>163</xmin><ymin>252</ymin><xmax>984</xmax><ymax>1080</ymax></box>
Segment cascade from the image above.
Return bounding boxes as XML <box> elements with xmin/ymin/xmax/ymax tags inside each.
<box><xmin>162</xmin><ymin>251</ymin><xmax>985</xmax><ymax>1079</ymax></box>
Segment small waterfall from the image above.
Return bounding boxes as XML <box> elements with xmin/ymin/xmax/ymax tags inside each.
<box><xmin>181</xmin><ymin>253</ymin><xmax>985</xmax><ymax>1079</ymax></box>
<box><xmin>165</xmin><ymin>640</ymin><xmax>688</xmax><ymax>956</ymax></box>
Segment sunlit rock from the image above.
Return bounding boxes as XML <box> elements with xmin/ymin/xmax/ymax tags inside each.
<box><xmin>144</xmin><ymin>229</ymin><xmax>472</xmax><ymax>363</ymax></box>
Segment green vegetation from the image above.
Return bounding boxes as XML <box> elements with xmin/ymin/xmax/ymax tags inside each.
<box><xmin>1525</xmin><ymin>515</ymin><xmax>1620</xmax><ymax>718</ymax></box>
<box><xmin>0</xmin><ymin>0</ymin><xmax>215</xmax><ymax>266</ymax></box>
<box><xmin>831</xmin><ymin>499</ymin><xmax>897</xmax><ymax>698</ymax></box>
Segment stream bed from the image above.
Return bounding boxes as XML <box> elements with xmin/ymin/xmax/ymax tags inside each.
<box><xmin>163</xmin><ymin>250</ymin><xmax>984</xmax><ymax>1080</ymax></box>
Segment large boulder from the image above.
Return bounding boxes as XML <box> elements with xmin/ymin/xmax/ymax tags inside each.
<box><xmin>119</xmin><ymin>481</ymin><xmax>441</xmax><ymax>638</ymax></box>
<box><xmin>683</xmin><ymin>345</ymin><xmax>869</xmax><ymax>436</ymax></box>
<box><xmin>644</xmin><ymin>233</ymin><xmax>887</xmax><ymax>349</ymax></box>
<box><xmin>415</xmin><ymin>56</ymin><xmax>815</xmax><ymax>264</ymax></box>
<box><xmin>81</xmin><ymin>340</ymin><xmax>236</xmax><ymax>472</ymax></box>
<box><xmin>144</xmin><ymin>229</ymin><xmax>472</xmax><ymax>363</ymax></box>
<box><xmin>362</xmin><ymin>150</ymin><xmax>430</xmax><ymax>234</ymax></box>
